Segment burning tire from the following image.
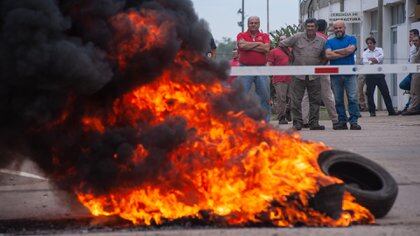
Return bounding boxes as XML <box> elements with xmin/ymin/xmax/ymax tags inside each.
<box><xmin>318</xmin><ymin>150</ymin><xmax>398</xmax><ymax>218</ymax></box>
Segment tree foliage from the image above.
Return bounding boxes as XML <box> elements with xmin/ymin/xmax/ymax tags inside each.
<box><xmin>215</xmin><ymin>37</ymin><xmax>237</xmax><ymax>62</ymax></box>
<box><xmin>270</xmin><ymin>24</ymin><xmax>302</xmax><ymax>47</ymax></box>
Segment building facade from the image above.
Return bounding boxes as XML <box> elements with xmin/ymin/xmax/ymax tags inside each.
<box><xmin>299</xmin><ymin>0</ymin><xmax>420</xmax><ymax>110</ymax></box>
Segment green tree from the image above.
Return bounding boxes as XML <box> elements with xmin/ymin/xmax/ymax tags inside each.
<box><xmin>215</xmin><ymin>37</ymin><xmax>237</xmax><ymax>62</ymax></box>
<box><xmin>270</xmin><ymin>24</ymin><xmax>302</xmax><ymax>47</ymax></box>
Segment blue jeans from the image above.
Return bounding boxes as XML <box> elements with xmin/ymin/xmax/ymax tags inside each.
<box><xmin>331</xmin><ymin>75</ymin><xmax>360</xmax><ymax>124</ymax></box>
<box><xmin>400</xmin><ymin>74</ymin><xmax>412</xmax><ymax>110</ymax></box>
<box><xmin>238</xmin><ymin>75</ymin><xmax>271</xmax><ymax>122</ymax></box>
<box><xmin>399</xmin><ymin>74</ymin><xmax>412</xmax><ymax>91</ymax></box>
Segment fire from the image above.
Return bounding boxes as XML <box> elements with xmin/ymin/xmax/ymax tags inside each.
<box><xmin>53</xmin><ymin>10</ymin><xmax>374</xmax><ymax>227</ymax></box>
<box><xmin>75</xmin><ymin>60</ymin><xmax>374</xmax><ymax>226</ymax></box>
<box><xmin>111</xmin><ymin>10</ymin><xmax>174</xmax><ymax>71</ymax></box>
<box><xmin>82</xmin><ymin>117</ymin><xmax>105</xmax><ymax>134</ymax></box>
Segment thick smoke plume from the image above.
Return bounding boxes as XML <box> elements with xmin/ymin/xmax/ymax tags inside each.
<box><xmin>0</xmin><ymin>0</ymin><xmax>263</xmax><ymax>192</ymax></box>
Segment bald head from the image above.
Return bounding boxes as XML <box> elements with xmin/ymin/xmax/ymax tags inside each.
<box><xmin>248</xmin><ymin>16</ymin><xmax>260</xmax><ymax>23</ymax></box>
<box><xmin>333</xmin><ymin>20</ymin><xmax>345</xmax><ymax>28</ymax></box>
<box><xmin>247</xmin><ymin>16</ymin><xmax>261</xmax><ymax>33</ymax></box>
<box><xmin>333</xmin><ymin>20</ymin><xmax>346</xmax><ymax>38</ymax></box>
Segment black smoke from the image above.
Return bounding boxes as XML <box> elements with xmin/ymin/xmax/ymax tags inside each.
<box><xmin>0</xmin><ymin>0</ymin><xmax>265</xmax><ymax>194</ymax></box>
<box><xmin>0</xmin><ymin>0</ymin><xmax>113</xmax><ymax>167</ymax></box>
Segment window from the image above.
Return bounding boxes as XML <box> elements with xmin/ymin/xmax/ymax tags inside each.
<box><xmin>391</xmin><ymin>4</ymin><xmax>405</xmax><ymax>26</ymax></box>
<box><xmin>370</xmin><ymin>11</ymin><xmax>378</xmax><ymax>41</ymax></box>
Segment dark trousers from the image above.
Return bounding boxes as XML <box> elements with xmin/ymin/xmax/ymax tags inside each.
<box><xmin>365</xmin><ymin>74</ymin><xmax>395</xmax><ymax>114</ymax></box>
<box><xmin>290</xmin><ymin>76</ymin><xmax>321</xmax><ymax>126</ymax></box>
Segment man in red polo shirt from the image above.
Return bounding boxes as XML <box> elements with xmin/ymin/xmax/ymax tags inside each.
<box><xmin>236</xmin><ymin>16</ymin><xmax>271</xmax><ymax>122</ymax></box>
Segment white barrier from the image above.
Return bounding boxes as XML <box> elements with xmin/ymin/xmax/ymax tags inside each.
<box><xmin>230</xmin><ymin>64</ymin><xmax>420</xmax><ymax>76</ymax></box>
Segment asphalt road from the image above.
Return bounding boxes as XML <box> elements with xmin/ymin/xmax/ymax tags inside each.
<box><xmin>1</xmin><ymin>111</ymin><xmax>419</xmax><ymax>235</ymax></box>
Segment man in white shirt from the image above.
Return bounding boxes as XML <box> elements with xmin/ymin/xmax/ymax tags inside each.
<box><xmin>362</xmin><ymin>37</ymin><xmax>396</xmax><ymax>116</ymax></box>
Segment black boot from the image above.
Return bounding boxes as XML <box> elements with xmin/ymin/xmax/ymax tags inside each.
<box><xmin>333</xmin><ymin>122</ymin><xmax>348</xmax><ymax>130</ymax></box>
<box><xmin>310</xmin><ymin>124</ymin><xmax>325</xmax><ymax>130</ymax></box>
<box><xmin>388</xmin><ymin>110</ymin><xmax>397</xmax><ymax>116</ymax></box>
<box><xmin>350</xmin><ymin>123</ymin><xmax>362</xmax><ymax>130</ymax></box>
<box><xmin>278</xmin><ymin>116</ymin><xmax>288</xmax><ymax>125</ymax></box>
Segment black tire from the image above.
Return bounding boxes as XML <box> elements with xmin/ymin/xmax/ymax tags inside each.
<box><xmin>318</xmin><ymin>150</ymin><xmax>398</xmax><ymax>218</ymax></box>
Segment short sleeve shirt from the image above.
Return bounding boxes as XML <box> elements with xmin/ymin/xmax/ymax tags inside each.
<box><xmin>409</xmin><ymin>44</ymin><xmax>417</xmax><ymax>63</ymax></box>
<box><xmin>280</xmin><ymin>32</ymin><xmax>326</xmax><ymax>80</ymax></box>
<box><xmin>237</xmin><ymin>31</ymin><xmax>270</xmax><ymax>66</ymax></box>
<box><xmin>267</xmin><ymin>48</ymin><xmax>291</xmax><ymax>83</ymax></box>
<box><xmin>412</xmin><ymin>47</ymin><xmax>420</xmax><ymax>64</ymax></box>
<box><xmin>326</xmin><ymin>35</ymin><xmax>357</xmax><ymax>65</ymax></box>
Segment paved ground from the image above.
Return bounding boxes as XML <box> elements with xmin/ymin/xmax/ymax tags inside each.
<box><xmin>0</xmin><ymin>111</ymin><xmax>419</xmax><ymax>235</ymax></box>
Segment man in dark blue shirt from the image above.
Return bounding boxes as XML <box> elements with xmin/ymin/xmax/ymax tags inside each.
<box><xmin>325</xmin><ymin>20</ymin><xmax>361</xmax><ymax>130</ymax></box>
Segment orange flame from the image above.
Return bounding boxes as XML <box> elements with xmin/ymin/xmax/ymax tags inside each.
<box><xmin>111</xmin><ymin>10</ymin><xmax>175</xmax><ymax>71</ymax></box>
<box><xmin>73</xmin><ymin>10</ymin><xmax>375</xmax><ymax>227</ymax></box>
<box><xmin>76</xmin><ymin>67</ymin><xmax>374</xmax><ymax>226</ymax></box>
<box><xmin>82</xmin><ymin>117</ymin><xmax>105</xmax><ymax>134</ymax></box>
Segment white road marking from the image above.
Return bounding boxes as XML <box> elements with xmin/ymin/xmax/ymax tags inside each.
<box><xmin>0</xmin><ymin>169</ymin><xmax>48</xmax><ymax>180</ymax></box>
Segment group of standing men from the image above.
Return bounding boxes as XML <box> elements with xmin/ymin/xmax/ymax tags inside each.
<box><xmin>236</xmin><ymin>16</ymin><xmax>361</xmax><ymax>130</ymax></box>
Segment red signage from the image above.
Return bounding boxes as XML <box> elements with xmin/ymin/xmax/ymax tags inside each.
<box><xmin>315</xmin><ymin>67</ymin><xmax>339</xmax><ymax>74</ymax></box>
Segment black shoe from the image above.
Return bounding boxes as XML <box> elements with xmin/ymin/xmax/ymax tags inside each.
<box><xmin>333</xmin><ymin>122</ymin><xmax>348</xmax><ymax>130</ymax></box>
<box><xmin>402</xmin><ymin>109</ymin><xmax>420</xmax><ymax>116</ymax></box>
<box><xmin>302</xmin><ymin>123</ymin><xmax>310</xmax><ymax>128</ymax></box>
<box><xmin>309</xmin><ymin>125</ymin><xmax>325</xmax><ymax>130</ymax></box>
<box><xmin>397</xmin><ymin>109</ymin><xmax>407</xmax><ymax>115</ymax></box>
<box><xmin>388</xmin><ymin>111</ymin><xmax>398</xmax><ymax>116</ymax></box>
<box><xmin>278</xmin><ymin>117</ymin><xmax>288</xmax><ymax>125</ymax></box>
<box><xmin>370</xmin><ymin>112</ymin><xmax>376</xmax><ymax>117</ymax></box>
<box><xmin>293</xmin><ymin>124</ymin><xmax>302</xmax><ymax>130</ymax></box>
<box><xmin>350</xmin><ymin>123</ymin><xmax>362</xmax><ymax>130</ymax></box>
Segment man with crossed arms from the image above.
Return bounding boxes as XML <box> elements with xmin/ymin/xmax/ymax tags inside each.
<box><xmin>236</xmin><ymin>16</ymin><xmax>271</xmax><ymax>122</ymax></box>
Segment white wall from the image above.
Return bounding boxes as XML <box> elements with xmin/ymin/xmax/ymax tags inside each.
<box><xmin>316</xmin><ymin>5</ymin><xmax>330</xmax><ymax>20</ymax></box>
<box><xmin>362</xmin><ymin>0</ymin><xmax>378</xmax><ymax>11</ymax></box>
<box><xmin>382</xmin><ymin>5</ymin><xmax>392</xmax><ymax>63</ymax></box>
<box><xmin>344</xmin><ymin>0</ymin><xmax>363</xmax><ymax>12</ymax></box>
<box><xmin>361</xmin><ymin>10</ymin><xmax>373</xmax><ymax>57</ymax></box>
<box><xmin>330</xmin><ymin>2</ymin><xmax>341</xmax><ymax>13</ymax></box>
<box><xmin>412</xmin><ymin>21</ymin><xmax>420</xmax><ymax>31</ymax></box>
<box><xmin>384</xmin><ymin>0</ymin><xmax>405</xmax><ymax>4</ymax></box>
